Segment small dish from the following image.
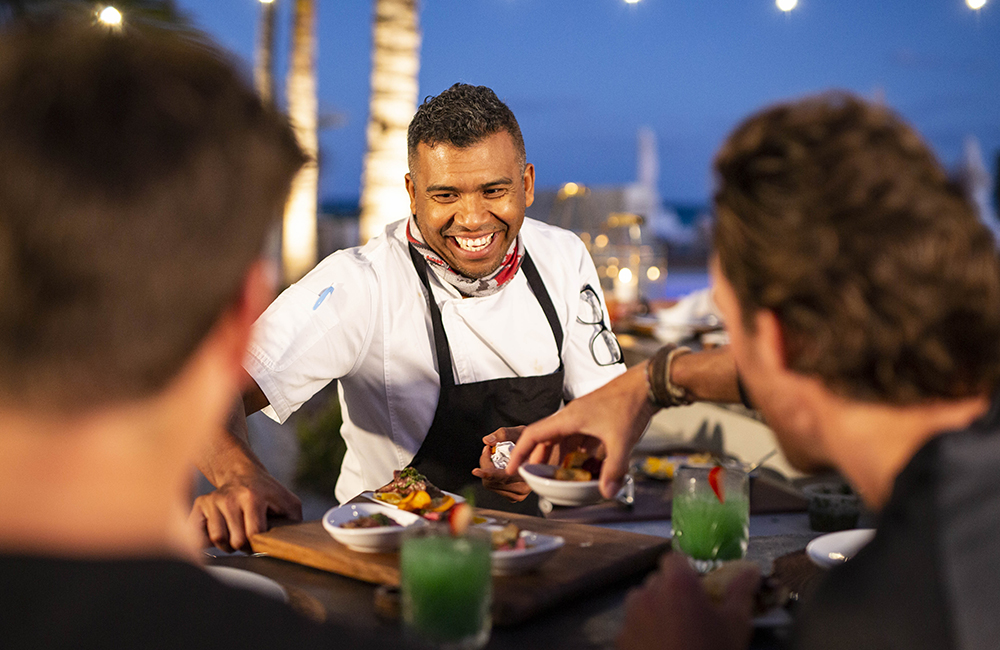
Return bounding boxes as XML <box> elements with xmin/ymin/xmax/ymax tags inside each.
<box><xmin>806</xmin><ymin>528</ymin><xmax>875</xmax><ymax>569</ymax></box>
<box><xmin>206</xmin><ymin>566</ymin><xmax>288</xmax><ymax>602</ymax></box>
<box><xmin>490</xmin><ymin>530</ymin><xmax>565</xmax><ymax>576</ymax></box>
<box><xmin>322</xmin><ymin>502</ymin><xmax>426</xmax><ymax>553</ymax></box>
<box><xmin>518</xmin><ymin>464</ymin><xmax>603</xmax><ymax>507</ymax></box>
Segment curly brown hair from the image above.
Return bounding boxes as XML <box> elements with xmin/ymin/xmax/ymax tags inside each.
<box><xmin>407</xmin><ymin>83</ymin><xmax>525</xmax><ymax>174</ymax></box>
<box><xmin>713</xmin><ymin>92</ymin><xmax>1000</xmax><ymax>403</ymax></box>
<box><xmin>0</xmin><ymin>16</ymin><xmax>305</xmax><ymax>411</ymax></box>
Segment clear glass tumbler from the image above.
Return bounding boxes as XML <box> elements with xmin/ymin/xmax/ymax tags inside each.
<box><xmin>400</xmin><ymin>524</ymin><xmax>492</xmax><ymax>650</ymax></box>
<box><xmin>671</xmin><ymin>464</ymin><xmax>750</xmax><ymax>573</ymax></box>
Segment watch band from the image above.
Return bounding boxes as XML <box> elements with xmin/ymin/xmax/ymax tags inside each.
<box><xmin>646</xmin><ymin>344</ymin><xmax>694</xmax><ymax>408</ymax></box>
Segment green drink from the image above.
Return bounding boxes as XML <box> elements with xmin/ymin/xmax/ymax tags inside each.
<box><xmin>671</xmin><ymin>465</ymin><xmax>750</xmax><ymax>572</ymax></box>
<box><xmin>400</xmin><ymin>526</ymin><xmax>492</xmax><ymax>649</ymax></box>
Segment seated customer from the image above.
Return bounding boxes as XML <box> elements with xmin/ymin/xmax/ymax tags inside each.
<box><xmin>509</xmin><ymin>93</ymin><xmax>1000</xmax><ymax>650</ymax></box>
<box><xmin>0</xmin><ymin>15</ymin><xmax>395</xmax><ymax>649</ymax></box>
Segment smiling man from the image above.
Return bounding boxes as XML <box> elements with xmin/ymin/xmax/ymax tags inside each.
<box><xmin>192</xmin><ymin>84</ymin><xmax>625</xmax><ymax>551</ymax></box>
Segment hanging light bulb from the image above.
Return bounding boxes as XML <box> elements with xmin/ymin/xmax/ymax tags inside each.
<box><xmin>777</xmin><ymin>0</ymin><xmax>798</xmax><ymax>11</ymax></box>
<box><xmin>967</xmin><ymin>0</ymin><xmax>987</xmax><ymax>9</ymax></box>
<box><xmin>97</xmin><ymin>6</ymin><xmax>122</xmax><ymax>26</ymax></box>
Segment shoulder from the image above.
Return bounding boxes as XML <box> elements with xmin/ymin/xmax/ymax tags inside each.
<box><xmin>520</xmin><ymin>218</ymin><xmax>592</xmax><ymax>279</ymax></box>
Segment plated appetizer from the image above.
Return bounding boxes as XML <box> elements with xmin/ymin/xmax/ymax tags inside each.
<box><xmin>373</xmin><ymin>467</ymin><xmax>456</xmax><ymax>517</ymax></box>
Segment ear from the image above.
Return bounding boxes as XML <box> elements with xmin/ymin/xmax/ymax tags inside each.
<box><xmin>209</xmin><ymin>259</ymin><xmax>275</xmax><ymax>381</ymax></box>
<box><xmin>751</xmin><ymin>309</ymin><xmax>791</xmax><ymax>375</ymax></box>
<box><xmin>522</xmin><ymin>163</ymin><xmax>535</xmax><ymax>208</ymax></box>
<box><xmin>405</xmin><ymin>172</ymin><xmax>418</xmax><ymax>216</ymax></box>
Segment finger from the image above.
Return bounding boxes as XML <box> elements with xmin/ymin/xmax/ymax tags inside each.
<box><xmin>271</xmin><ymin>486</ymin><xmax>303</xmax><ymax>520</ymax></box>
<box><xmin>242</xmin><ymin>497</ymin><xmax>269</xmax><ymax>546</ymax></box>
<box><xmin>219</xmin><ymin>503</ymin><xmax>249</xmax><ymax>553</ymax></box>
<box><xmin>201</xmin><ymin>501</ymin><xmax>236</xmax><ymax>553</ymax></box>
<box><xmin>598</xmin><ymin>443</ymin><xmax>633</xmax><ymax>499</ymax></box>
<box><xmin>506</xmin><ymin>427</ymin><xmax>542</xmax><ymax>469</ymax></box>
<box><xmin>186</xmin><ymin>506</ymin><xmax>213</xmax><ymax>549</ymax></box>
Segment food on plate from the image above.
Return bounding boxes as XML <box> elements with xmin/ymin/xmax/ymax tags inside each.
<box><xmin>640</xmin><ymin>452</ymin><xmax>714</xmax><ymax>480</ymax></box>
<box><xmin>340</xmin><ymin>513</ymin><xmax>402</xmax><ymax>529</ymax></box>
<box><xmin>701</xmin><ymin>560</ymin><xmax>790</xmax><ymax>616</ymax></box>
<box><xmin>374</xmin><ymin>467</ymin><xmax>456</xmax><ymax>516</ymax></box>
<box><xmin>490</xmin><ymin>523</ymin><xmax>528</xmax><ymax>551</ymax></box>
<box><xmin>553</xmin><ymin>450</ymin><xmax>603</xmax><ymax>481</ymax></box>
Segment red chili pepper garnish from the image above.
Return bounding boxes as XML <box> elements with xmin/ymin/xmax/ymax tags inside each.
<box><xmin>708</xmin><ymin>466</ymin><xmax>725</xmax><ymax>503</ymax></box>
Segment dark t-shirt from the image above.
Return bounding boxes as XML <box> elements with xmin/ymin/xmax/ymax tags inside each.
<box><xmin>1</xmin><ymin>555</ymin><xmax>390</xmax><ymax>649</ymax></box>
<box><xmin>794</xmin><ymin>391</ymin><xmax>1000</xmax><ymax>650</ymax></box>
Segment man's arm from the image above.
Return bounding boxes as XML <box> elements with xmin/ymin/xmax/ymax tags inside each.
<box><xmin>506</xmin><ymin>346</ymin><xmax>742</xmax><ymax>499</ymax></box>
<box><xmin>188</xmin><ymin>374</ymin><xmax>302</xmax><ymax>553</ymax></box>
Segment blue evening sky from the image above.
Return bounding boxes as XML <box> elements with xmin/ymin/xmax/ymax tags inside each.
<box><xmin>174</xmin><ymin>0</ymin><xmax>998</xmax><ymax>205</ymax></box>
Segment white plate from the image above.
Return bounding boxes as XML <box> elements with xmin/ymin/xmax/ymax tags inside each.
<box><xmin>806</xmin><ymin>528</ymin><xmax>876</xmax><ymax>569</ymax></box>
<box><xmin>518</xmin><ymin>464</ymin><xmax>603</xmax><ymax>507</ymax></box>
<box><xmin>490</xmin><ymin>530</ymin><xmax>565</xmax><ymax>576</ymax></box>
<box><xmin>359</xmin><ymin>490</ymin><xmax>465</xmax><ymax>511</ymax></box>
<box><xmin>206</xmin><ymin>566</ymin><xmax>288</xmax><ymax>602</ymax></box>
<box><xmin>322</xmin><ymin>502</ymin><xmax>426</xmax><ymax>553</ymax></box>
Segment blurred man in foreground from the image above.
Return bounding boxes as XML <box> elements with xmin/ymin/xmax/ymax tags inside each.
<box><xmin>0</xmin><ymin>15</ymin><xmax>391</xmax><ymax>648</ymax></box>
<box><xmin>509</xmin><ymin>93</ymin><xmax>1000</xmax><ymax>650</ymax></box>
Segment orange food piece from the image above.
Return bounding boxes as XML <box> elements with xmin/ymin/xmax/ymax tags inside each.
<box><xmin>397</xmin><ymin>490</ymin><xmax>432</xmax><ymax>512</ymax></box>
<box><xmin>428</xmin><ymin>495</ymin><xmax>455</xmax><ymax>513</ymax></box>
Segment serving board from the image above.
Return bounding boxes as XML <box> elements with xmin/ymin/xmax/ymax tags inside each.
<box><xmin>249</xmin><ymin>508</ymin><xmax>670</xmax><ymax>625</ymax></box>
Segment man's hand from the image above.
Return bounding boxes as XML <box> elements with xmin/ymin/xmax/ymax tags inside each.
<box><xmin>472</xmin><ymin>426</ymin><xmax>532</xmax><ymax>502</ymax></box>
<box><xmin>188</xmin><ymin>468</ymin><xmax>302</xmax><ymax>553</ymax></box>
<box><xmin>617</xmin><ymin>553</ymin><xmax>759</xmax><ymax>650</ymax></box>
<box><xmin>507</xmin><ymin>362</ymin><xmax>658</xmax><ymax>499</ymax></box>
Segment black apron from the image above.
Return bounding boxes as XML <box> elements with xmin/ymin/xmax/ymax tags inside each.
<box><xmin>407</xmin><ymin>245</ymin><xmax>565</xmax><ymax>514</ymax></box>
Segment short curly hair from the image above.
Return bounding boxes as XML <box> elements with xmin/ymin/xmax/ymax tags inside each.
<box><xmin>0</xmin><ymin>16</ymin><xmax>305</xmax><ymax>411</ymax></box>
<box><xmin>407</xmin><ymin>83</ymin><xmax>525</xmax><ymax>174</ymax></box>
<box><xmin>713</xmin><ymin>92</ymin><xmax>1000</xmax><ymax>403</ymax></box>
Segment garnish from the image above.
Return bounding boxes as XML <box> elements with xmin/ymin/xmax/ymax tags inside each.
<box><xmin>448</xmin><ymin>502</ymin><xmax>473</xmax><ymax>536</ymax></box>
<box><xmin>708</xmin><ymin>466</ymin><xmax>725</xmax><ymax>503</ymax></box>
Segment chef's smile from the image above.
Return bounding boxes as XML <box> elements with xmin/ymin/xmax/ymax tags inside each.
<box><xmin>406</xmin><ymin>131</ymin><xmax>534</xmax><ymax>280</ymax></box>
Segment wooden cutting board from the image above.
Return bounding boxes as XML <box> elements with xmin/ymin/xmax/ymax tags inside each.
<box><xmin>250</xmin><ymin>509</ymin><xmax>670</xmax><ymax>625</ymax></box>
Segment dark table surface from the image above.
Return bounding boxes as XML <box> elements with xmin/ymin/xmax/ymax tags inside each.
<box><xmin>207</xmin><ymin>526</ymin><xmax>819</xmax><ymax>649</ymax></box>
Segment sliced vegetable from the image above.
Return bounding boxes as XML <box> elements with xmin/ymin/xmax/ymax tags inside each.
<box><xmin>708</xmin><ymin>466</ymin><xmax>725</xmax><ymax>503</ymax></box>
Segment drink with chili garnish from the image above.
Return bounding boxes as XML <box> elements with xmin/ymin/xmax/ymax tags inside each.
<box><xmin>671</xmin><ymin>465</ymin><xmax>750</xmax><ymax>573</ymax></box>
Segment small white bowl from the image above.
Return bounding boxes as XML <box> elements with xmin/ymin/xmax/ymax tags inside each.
<box><xmin>322</xmin><ymin>502</ymin><xmax>426</xmax><ymax>553</ymax></box>
<box><xmin>518</xmin><ymin>464</ymin><xmax>603</xmax><ymax>507</ymax></box>
<box><xmin>806</xmin><ymin>528</ymin><xmax>875</xmax><ymax>569</ymax></box>
<box><xmin>490</xmin><ymin>530</ymin><xmax>565</xmax><ymax>576</ymax></box>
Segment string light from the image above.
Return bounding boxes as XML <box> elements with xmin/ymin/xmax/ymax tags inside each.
<box><xmin>967</xmin><ymin>0</ymin><xmax>986</xmax><ymax>9</ymax></box>
<box><xmin>777</xmin><ymin>0</ymin><xmax>798</xmax><ymax>11</ymax></box>
<box><xmin>97</xmin><ymin>6</ymin><xmax>122</xmax><ymax>26</ymax></box>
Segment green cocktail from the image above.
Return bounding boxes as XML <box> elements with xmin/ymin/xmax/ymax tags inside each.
<box><xmin>672</xmin><ymin>465</ymin><xmax>750</xmax><ymax>572</ymax></box>
<box><xmin>400</xmin><ymin>526</ymin><xmax>492</xmax><ymax>649</ymax></box>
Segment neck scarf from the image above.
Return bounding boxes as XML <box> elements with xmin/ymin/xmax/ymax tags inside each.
<box><xmin>406</xmin><ymin>215</ymin><xmax>525</xmax><ymax>298</ymax></box>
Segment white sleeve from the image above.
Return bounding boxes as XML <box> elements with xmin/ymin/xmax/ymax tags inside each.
<box><xmin>244</xmin><ymin>250</ymin><xmax>377</xmax><ymax>423</ymax></box>
<box><xmin>560</xmin><ymin>242</ymin><xmax>626</xmax><ymax>400</ymax></box>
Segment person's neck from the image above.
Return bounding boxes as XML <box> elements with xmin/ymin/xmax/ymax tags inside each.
<box><xmin>0</xmin><ymin>404</ymin><xmax>199</xmax><ymax>562</ymax></box>
<box><xmin>816</xmin><ymin>391</ymin><xmax>990</xmax><ymax>511</ymax></box>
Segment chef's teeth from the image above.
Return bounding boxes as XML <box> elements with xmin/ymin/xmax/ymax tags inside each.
<box><xmin>455</xmin><ymin>233</ymin><xmax>494</xmax><ymax>251</ymax></box>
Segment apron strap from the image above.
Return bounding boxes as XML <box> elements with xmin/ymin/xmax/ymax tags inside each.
<box><xmin>408</xmin><ymin>244</ymin><xmax>456</xmax><ymax>388</ymax></box>
<box><xmin>519</xmin><ymin>253</ymin><xmax>564</xmax><ymax>358</ymax></box>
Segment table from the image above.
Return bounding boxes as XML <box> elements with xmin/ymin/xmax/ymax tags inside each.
<box><xmin>208</xmin><ymin>512</ymin><xmax>824</xmax><ymax>649</ymax></box>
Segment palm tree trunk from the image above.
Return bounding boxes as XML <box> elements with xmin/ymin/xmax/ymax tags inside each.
<box><xmin>282</xmin><ymin>0</ymin><xmax>319</xmax><ymax>284</ymax></box>
<box><xmin>358</xmin><ymin>0</ymin><xmax>421</xmax><ymax>244</ymax></box>
<box><xmin>254</xmin><ymin>0</ymin><xmax>277</xmax><ymax>107</ymax></box>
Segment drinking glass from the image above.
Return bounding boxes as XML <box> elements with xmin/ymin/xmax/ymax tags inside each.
<box><xmin>400</xmin><ymin>525</ymin><xmax>492</xmax><ymax>650</ymax></box>
<box><xmin>671</xmin><ymin>464</ymin><xmax>750</xmax><ymax>573</ymax></box>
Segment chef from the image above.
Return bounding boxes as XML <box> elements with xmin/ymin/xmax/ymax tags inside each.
<box><xmin>190</xmin><ymin>84</ymin><xmax>625</xmax><ymax>551</ymax></box>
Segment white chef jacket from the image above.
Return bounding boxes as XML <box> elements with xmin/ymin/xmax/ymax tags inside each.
<box><xmin>245</xmin><ymin>217</ymin><xmax>625</xmax><ymax>503</ymax></box>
